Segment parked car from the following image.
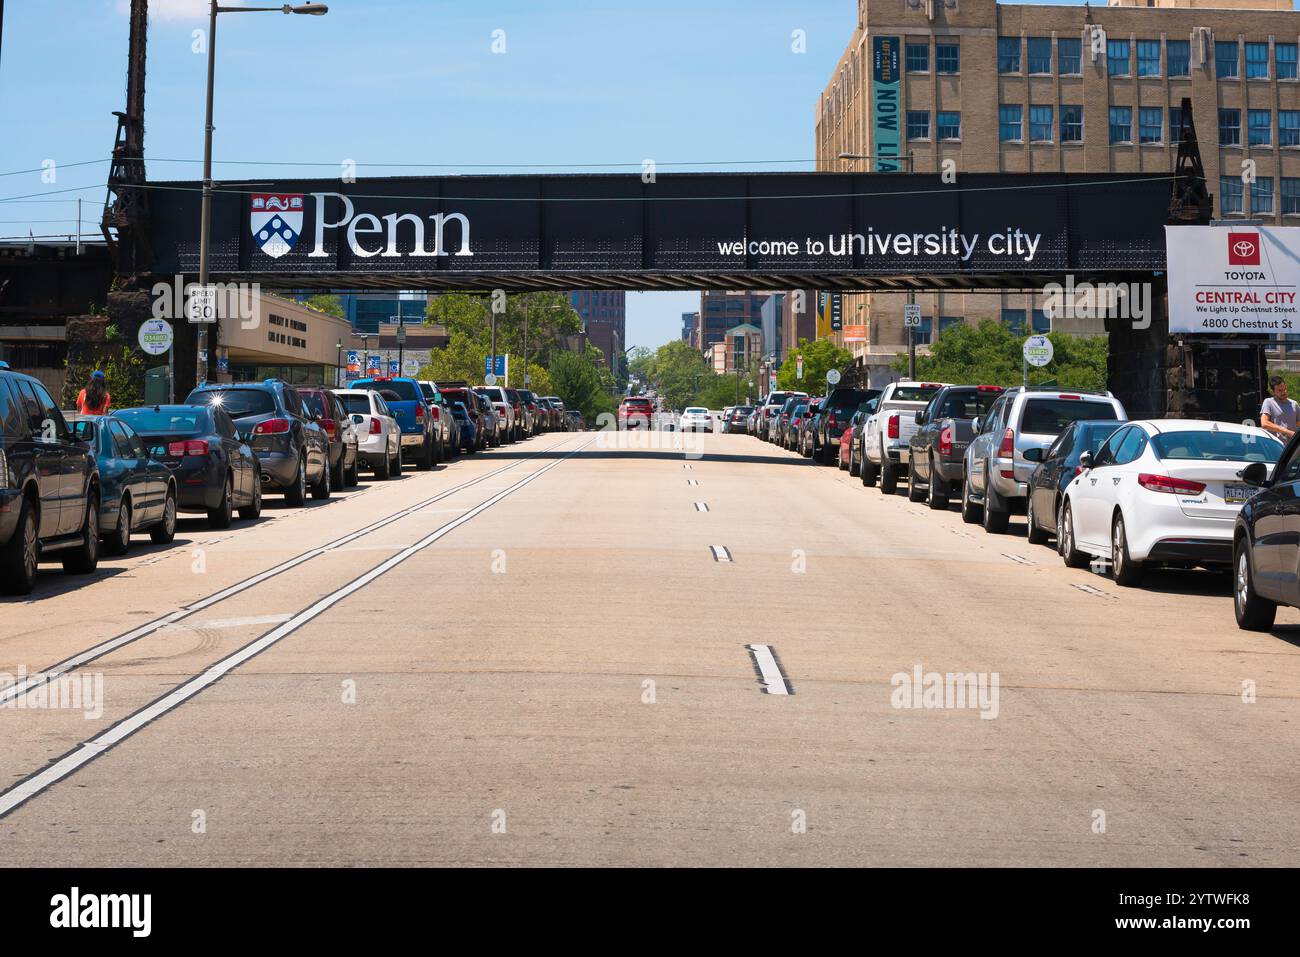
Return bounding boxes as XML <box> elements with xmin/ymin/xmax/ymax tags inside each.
<box><xmin>1234</xmin><ymin>429</ymin><xmax>1300</xmax><ymax>629</ymax></box>
<box><xmin>68</xmin><ymin>414</ymin><xmax>177</xmax><ymax>555</ymax></box>
<box><xmin>518</xmin><ymin>390</ymin><xmax>543</xmax><ymax>436</ymax></box>
<box><xmin>962</xmin><ymin>387</ymin><xmax>1127</xmax><ymax>533</ymax></box>
<box><xmin>862</xmin><ymin>381</ymin><xmax>947</xmax><ymax>493</ymax></box>
<box><xmin>478</xmin><ymin>386</ymin><xmax>517</xmax><ymax>443</ymax></box>
<box><xmin>794</xmin><ymin>399</ymin><xmax>821</xmax><ymax>456</ymax></box>
<box><xmin>905</xmin><ymin>385</ymin><xmax>1005</xmax><ymax>508</ymax></box>
<box><xmin>0</xmin><ymin>365</ymin><xmax>101</xmax><ymax>593</ymax></box>
<box><xmin>746</xmin><ymin>406</ymin><xmax>764</xmax><ymax>435</ymax></box>
<box><xmin>450</xmin><ymin>401</ymin><xmax>478</xmax><ymax>452</ymax></box>
<box><xmin>351</xmin><ymin>376</ymin><xmax>439</xmax><ymax>468</ymax></box>
<box><xmin>115</xmin><ymin>403</ymin><xmax>262</xmax><ymax>528</ymax></box>
<box><xmin>1056</xmin><ymin>420</ymin><xmax>1282</xmax><ymax>586</ymax></box>
<box><xmin>566</xmin><ymin>410</ymin><xmax>586</xmax><ymax>431</ymax></box>
<box><xmin>761</xmin><ymin>392</ymin><xmax>806</xmax><ymax>442</ymax></box>
<box><xmin>619</xmin><ymin>396</ymin><xmax>655</xmax><ymax>430</ymax></box>
<box><xmin>296</xmin><ymin>385</ymin><xmax>360</xmax><ymax>489</ymax></box>
<box><xmin>333</xmin><ymin>389</ymin><xmax>402</xmax><ymax>479</ymax></box>
<box><xmin>185</xmin><ymin>379</ymin><xmax>330</xmax><ymax>503</ymax></box>
<box><xmin>721</xmin><ymin>406</ymin><xmax>752</xmax><ymax>434</ymax></box>
<box><xmin>474</xmin><ymin>390</ymin><xmax>505</xmax><ymax>446</ymax></box>
<box><xmin>813</xmin><ymin>387</ymin><xmax>879</xmax><ymax>465</ymax></box>
<box><xmin>848</xmin><ymin>397</ymin><xmax>881</xmax><ymax>479</ymax></box>
<box><xmin>1022</xmin><ymin>419</ymin><xmax>1126</xmax><ymax>546</ymax></box>
<box><xmin>417</xmin><ymin>380</ymin><xmax>457</xmax><ymax>459</ymax></box>
<box><xmin>680</xmin><ymin>407</ymin><xmax>713</xmax><ymax>433</ymax></box>
<box><xmin>785</xmin><ymin>398</ymin><xmax>812</xmax><ymax>451</ymax></box>
<box><xmin>438</xmin><ymin>383</ymin><xmax>490</xmax><ymax>451</ymax></box>
<box><xmin>772</xmin><ymin>394</ymin><xmax>807</xmax><ymax>447</ymax></box>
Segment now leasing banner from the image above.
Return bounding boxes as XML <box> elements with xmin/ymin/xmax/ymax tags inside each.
<box><xmin>1166</xmin><ymin>225</ymin><xmax>1300</xmax><ymax>334</ymax></box>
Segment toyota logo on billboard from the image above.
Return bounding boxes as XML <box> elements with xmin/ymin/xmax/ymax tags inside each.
<box><xmin>1228</xmin><ymin>231</ymin><xmax>1261</xmax><ymax>265</ymax></box>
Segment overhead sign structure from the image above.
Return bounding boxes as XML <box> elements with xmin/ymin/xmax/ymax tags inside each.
<box><xmin>871</xmin><ymin>37</ymin><xmax>903</xmax><ymax>173</ymax></box>
<box><xmin>1166</xmin><ymin>225</ymin><xmax>1300</xmax><ymax>335</ymax></box>
<box><xmin>1023</xmin><ymin>334</ymin><xmax>1054</xmax><ymax>367</ymax></box>
<box><xmin>137</xmin><ymin>318</ymin><xmax>173</xmax><ymax>356</ymax></box>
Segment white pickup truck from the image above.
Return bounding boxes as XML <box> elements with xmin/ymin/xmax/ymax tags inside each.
<box><xmin>861</xmin><ymin>381</ymin><xmax>947</xmax><ymax>494</ymax></box>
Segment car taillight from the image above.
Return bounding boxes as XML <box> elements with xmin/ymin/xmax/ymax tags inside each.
<box><xmin>320</xmin><ymin>418</ymin><xmax>337</xmax><ymax>439</ymax></box>
<box><xmin>939</xmin><ymin>425</ymin><xmax>952</xmax><ymax>456</ymax></box>
<box><xmin>887</xmin><ymin>414</ymin><xmax>899</xmax><ymax>439</ymax></box>
<box><xmin>253</xmin><ymin>418</ymin><xmax>290</xmax><ymax>436</ymax></box>
<box><xmin>998</xmin><ymin>428</ymin><xmax>1015</xmax><ymax>459</ymax></box>
<box><xmin>1073</xmin><ymin>465</ymin><xmax>1084</xmax><ymax>477</ymax></box>
<box><xmin>168</xmin><ymin>440</ymin><xmax>211</xmax><ymax>457</ymax></box>
<box><xmin>1138</xmin><ymin>473</ymin><xmax>1207</xmax><ymax>495</ymax></box>
<box><xmin>369</xmin><ymin>418</ymin><xmax>382</xmax><ymax>435</ymax></box>
<box><xmin>1058</xmin><ymin>394</ymin><xmax>1081</xmax><ymax>401</ymax></box>
<box><xmin>829</xmin><ymin>413</ymin><xmax>837</xmax><ymax>428</ymax></box>
<box><xmin>430</xmin><ymin>406</ymin><xmax>439</xmax><ymax>421</ymax></box>
<box><xmin>415</xmin><ymin>404</ymin><xmax>424</xmax><ymax>420</ymax></box>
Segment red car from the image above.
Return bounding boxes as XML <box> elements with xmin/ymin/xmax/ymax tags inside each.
<box><xmin>618</xmin><ymin>396</ymin><xmax>654</xmax><ymax>430</ymax></box>
<box><xmin>838</xmin><ymin>424</ymin><xmax>855</xmax><ymax>469</ymax></box>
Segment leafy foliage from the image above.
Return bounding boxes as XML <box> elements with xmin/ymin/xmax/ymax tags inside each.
<box><xmin>775</xmin><ymin>338</ymin><xmax>853</xmax><ymax>393</ymax></box>
<box><xmin>894</xmin><ymin>320</ymin><xmax>1108</xmax><ymax>391</ymax></box>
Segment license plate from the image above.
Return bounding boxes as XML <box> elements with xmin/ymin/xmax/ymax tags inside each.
<box><xmin>1224</xmin><ymin>482</ymin><xmax>1252</xmax><ymax>504</ymax></box>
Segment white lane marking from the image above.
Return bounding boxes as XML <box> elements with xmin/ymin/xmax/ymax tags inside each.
<box><xmin>0</xmin><ymin>440</ymin><xmax>594</xmax><ymax>821</ymax></box>
<box><xmin>746</xmin><ymin>644</ymin><xmax>792</xmax><ymax>695</ymax></box>
<box><xmin>694</xmin><ymin>502</ymin><xmax>710</xmax><ymax>512</ymax></box>
<box><xmin>1002</xmin><ymin>553</ymin><xmax>1034</xmax><ymax>565</ymax></box>
<box><xmin>686</xmin><ymin>479</ymin><xmax>699</xmax><ymax>486</ymax></box>
<box><xmin>1071</xmin><ymin>582</ymin><xmax>1115</xmax><ymax>598</ymax></box>
<box><xmin>0</xmin><ymin>440</ymin><xmax>582</xmax><ymax>707</ymax></box>
<box><xmin>162</xmin><ymin>614</ymin><xmax>293</xmax><ymax>632</ymax></box>
<box><xmin>683</xmin><ymin>464</ymin><xmax>693</xmax><ymax>470</ymax></box>
<box><xmin>710</xmin><ymin>545</ymin><xmax>732</xmax><ymax>562</ymax></box>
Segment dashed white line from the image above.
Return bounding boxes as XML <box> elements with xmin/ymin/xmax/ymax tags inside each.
<box><xmin>710</xmin><ymin>545</ymin><xmax>732</xmax><ymax>562</ymax></box>
<box><xmin>687</xmin><ymin>479</ymin><xmax>699</xmax><ymax>486</ymax></box>
<box><xmin>1002</xmin><ymin>553</ymin><xmax>1034</xmax><ymax>566</ymax></box>
<box><xmin>695</xmin><ymin>502</ymin><xmax>710</xmax><ymax>512</ymax></box>
<box><xmin>746</xmin><ymin>644</ymin><xmax>792</xmax><ymax>695</ymax></box>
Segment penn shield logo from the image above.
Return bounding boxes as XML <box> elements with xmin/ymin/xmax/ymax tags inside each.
<box><xmin>250</xmin><ymin>193</ymin><xmax>304</xmax><ymax>258</ymax></box>
<box><xmin>1228</xmin><ymin>231</ymin><xmax>1260</xmax><ymax>266</ymax></box>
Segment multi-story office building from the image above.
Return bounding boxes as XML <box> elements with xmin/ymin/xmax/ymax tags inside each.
<box><xmin>696</xmin><ymin>291</ymin><xmax>770</xmax><ymax>352</ymax></box>
<box><xmin>816</xmin><ymin>0</ymin><xmax>1300</xmax><ymax>383</ymax></box>
<box><xmin>336</xmin><ymin>292</ymin><xmax>428</xmax><ymax>335</ymax></box>
<box><xmin>569</xmin><ymin>290</ymin><xmax>626</xmax><ymax>368</ymax></box>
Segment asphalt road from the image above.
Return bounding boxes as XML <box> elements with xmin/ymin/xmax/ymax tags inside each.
<box><xmin>1</xmin><ymin>429</ymin><xmax>1298</xmax><ymax>866</ymax></box>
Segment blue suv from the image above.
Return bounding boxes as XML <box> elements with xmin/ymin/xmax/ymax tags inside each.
<box><xmin>350</xmin><ymin>377</ymin><xmax>439</xmax><ymax>469</ymax></box>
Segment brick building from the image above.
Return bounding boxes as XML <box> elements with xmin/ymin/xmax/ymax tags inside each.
<box><xmin>816</xmin><ymin>0</ymin><xmax>1300</xmax><ymax>383</ymax></box>
<box><xmin>568</xmin><ymin>290</ymin><xmax>626</xmax><ymax>368</ymax></box>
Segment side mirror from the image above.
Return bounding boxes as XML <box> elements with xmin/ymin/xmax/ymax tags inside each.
<box><xmin>971</xmin><ymin>416</ymin><xmax>983</xmax><ymax>434</ymax></box>
<box><xmin>916</xmin><ymin>411</ymin><xmax>928</xmax><ymax>425</ymax></box>
<box><xmin>1240</xmin><ymin>461</ymin><xmax>1270</xmax><ymax>487</ymax></box>
<box><xmin>1022</xmin><ymin>446</ymin><xmax>1044</xmax><ymax>463</ymax></box>
<box><xmin>1078</xmin><ymin>451</ymin><xmax>1093</xmax><ymax>470</ymax></box>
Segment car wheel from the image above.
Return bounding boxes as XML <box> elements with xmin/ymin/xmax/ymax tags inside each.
<box><xmin>151</xmin><ymin>488</ymin><xmax>177</xmax><ymax>544</ymax></box>
<box><xmin>346</xmin><ymin>455</ymin><xmax>360</xmax><ymax>487</ymax></box>
<box><xmin>330</xmin><ymin>455</ymin><xmax>344</xmax><ymax>491</ymax></box>
<box><xmin>0</xmin><ymin>497</ymin><xmax>39</xmax><ymax>594</ymax></box>
<box><xmin>907</xmin><ymin>460</ymin><xmax>926</xmax><ymax>502</ymax></box>
<box><xmin>311</xmin><ymin>458</ymin><xmax>331</xmax><ymax>500</ymax></box>
<box><xmin>880</xmin><ymin>460</ymin><xmax>898</xmax><ymax>495</ymax></box>
<box><xmin>375</xmin><ymin>450</ymin><xmax>391</xmax><ymax>480</ymax></box>
<box><xmin>416</xmin><ymin>437</ymin><xmax>432</xmax><ymax>471</ymax></box>
<box><xmin>960</xmin><ymin>470</ymin><xmax>982</xmax><ymax>524</ymax></box>
<box><xmin>1059</xmin><ymin>501</ymin><xmax>1090</xmax><ymax>568</ymax></box>
<box><xmin>1025</xmin><ymin>492</ymin><xmax>1050</xmax><ymax>545</ymax></box>
<box><xmin>390</xmin><ymin>447</ymin><xmax>403</xmax><ymax>478</ymax></box>
<box><xmin>1234</xmin><ymin>538</ymin><xmax>1277</xmax><ymax>631</ymax></box>
<box><xmin>927</xmin><ymin>456</ymin><xmax>950</xmax><ymax>511</ymax></box>
<box><xmin>105</xmin><ymin>496</ymin><xmax>131</xmax><ymax>557</ymax></box>
<box><xmin>63</xmin><ymin>492</ymin><xmax>100</xmax><ymax>574</ymax></box>
<box><xmin>1111</xmin><ymin>513</ymin><xmax>1144</xmax><ymax>586</ymax></box>
<box><xmin>208</xmin><ymin>475</ymin><xmax>233</xmax><ymax>529</ymax></box>
<box><xmin>862</xmin><ymin>456</ymin><xmax>878</xmax><ymax>488</ymax></box>
<box><xmin>981</xmin><ymin>475</ymin><xmax>1009</xmax><ymax>533</ymax></box>
<box><xmin>285</xmin><ymin>455</ymin><xmax>307</xmax><ymax>506</ymax></box>
<box><xmin>849</xmin><ymin>447</ymin><xmax>860</xmax><ymax>477</ymax></box>
<box><xmin>239</xmin><ymin>472</ymin><xmax>262</xmax><ymax>521</ymax></box>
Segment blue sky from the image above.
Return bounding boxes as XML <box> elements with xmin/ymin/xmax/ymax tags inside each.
<box><xmin>0</xmin><ymin>0</ymin><xmax>1076</xmax><ymax>347</ymax></box>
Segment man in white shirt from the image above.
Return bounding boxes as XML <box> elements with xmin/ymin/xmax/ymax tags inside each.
<box><xmin>1261</xmin><ymin>376</ymin><xmax>1299</xmax><ymax>441</ymax></box>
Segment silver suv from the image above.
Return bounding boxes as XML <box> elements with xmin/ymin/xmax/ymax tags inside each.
<box><xmin>961</xmin><ymin>386</ymin><xmax>1127</xmax><ymax>533</ymax></box>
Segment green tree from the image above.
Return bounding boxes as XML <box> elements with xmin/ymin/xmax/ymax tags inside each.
<box><xmin>425</xmin><ymin>291</ymin><xmax>581</xmax><ymax>365</ymax></box>
<box><xmin>305</xmin><ymin>294</ymin><xmax>345</xmax><ymax>319</ymax></box>
<box><xmin>776</xmin><ymin>338</ymin><xmax>853</xmax><ymax>392</ymax></box>
<box><xmin>893</xmin><ymin>320</ymin><xmax>1108</xmax><ymax>391</ymax></box>
<box><xmin>549</xmin><ymin>349</ymin><xmax>614</xmax><ymax>423</ymax></box>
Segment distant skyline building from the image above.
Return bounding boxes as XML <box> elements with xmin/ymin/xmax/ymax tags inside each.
<box><xmin>696</xmin><ymin>291</ymin><xmax>770</xmax><ymax>353</ymax></box>
<box><xmin>336</xmin><ymin>292</ymin><xmax>428</xmax><ymax>335</ymax></box>
<box><xmin>569</xmin><ymin>290</ymin><xmax>626</xmax><ymax>368</ymax></box>
<box><xmin>682</xmin><ymin>311</ymin><xmax>699</xmax><ymax>347</ymax></box>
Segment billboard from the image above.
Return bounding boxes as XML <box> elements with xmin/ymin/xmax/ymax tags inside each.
<box><xmin>1166</xmin><ymin>225</ymin><xmax>1300</xmax><ymax>335</ymax></box>
<box><xmin>872</xmin><ymin>37</ymin><xmax>903</xmax><ymax>172</ymax></box>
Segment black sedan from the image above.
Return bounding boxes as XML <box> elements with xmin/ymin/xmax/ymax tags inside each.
<box><xmin>1022</xmin><ymin>418</ymin><xmax>1124</xmax><ymax>547</ymax></box>
<box><xmin>114</xmin><ymin>405</ymin><xmax>262</xmax><ymax>529</ymax></box>
<box><xmin>1233</xmin><ymin>432</ymin><xmax>1300</xmax><ymax>630</ymax></box>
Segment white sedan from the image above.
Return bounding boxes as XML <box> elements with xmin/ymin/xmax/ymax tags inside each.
<box><xmin>333</xmin><ymin>389</ymin><xmax>403</xmax><ymax>480</ymax></box>
<box><xmin>1057</xmin><ymin>419</ymin><xmax>1285</xmax><ymax>585</ymax></box>
<box><xmin>679</xmin><ymin>407</ymin><xmax>713</xmax><ymax>432</ymax></box>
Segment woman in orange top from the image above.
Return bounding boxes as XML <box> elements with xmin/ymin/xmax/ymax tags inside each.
<box><xmin>76</xmin><ymin>370</ymin><xmax>111</xmax><ymax>415</ymax></box>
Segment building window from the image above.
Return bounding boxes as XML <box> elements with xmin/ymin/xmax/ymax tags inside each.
<box><xmin>1246</xmin><ymin>41</ymin><xmax>1269</xmax><ymax>79</ymax></box>
<box><xmin>1027</xmin><ymin>36</ymin><xmax>1051</xmax><ymax>74</ymax></box>
<box><xmin>1139</xmin><ymin>107</ymin><xmax>1163</xmax><ymax>143</ymax></box>
<box><xmin>936</xmin><ymin>42</ymin><xmax>959</xmax><ymax>74</ymax></box>
<box><xmin>1109</xmin><ymin>106</ymin><xmax>1133</xmax><ymax>144</ymax></box>
<box><xmin>1217</xmin><ymin>40</ymin><xmax>1239</xmax><ymax>78</ymax></box>
<box><xmin>1283</xmin><ymin>177</ymin><xmax>1300</xmax><ymax>213</ymax></box>
<box><xmin>1032</xmin><ymin>309</ymin><xmax>1051</xmax><ymax>334</ymax></box>
<box><xmin>1221</xmin><ymin>176</ymin><xmax>1244</xmax><ymax>213</ymax></box>
<box><xmin>1252</xmin><ymin>177</ymin><xmax>1275</xmax><ymax>215</ymax></box>
<box><xmin>1002</xmin><ymin>309</ymin><xmax>1027</xmax><ymax>334</ymax></box>
<box><xmin>1169</xmin><ymin>105</ymin><xmax>1185</xmax><ymax>142</ymax></box>
<box><xmin>1028</xmin><ymin>105</ymin><xmax>1053</xmax><ymax>143</ymax></box>
<box><xmin>1282</xmin><ymin>110</ymin><xmax>1300</xmax><ymax>146</ymax></box>
<box><xmin>1108</xmin><ymin>39</ymin><xmax>1130</xmax><ymax>77</ymax></box>
<box><xmin>1137</xmin><ymin>40</ymin><xmax>1161</xmax><ymax>77</ymax></box>
<box><xmin>939</xmin><ymin>316</ymin><xmax>962</xmax><ymax>336</ymax></box>
<box><xmin>999</xmin><ymin>104</ymin><xmax>1023</xmax><ymax>142</ymax></box>
<box><xmin>906</xmin><ymin>110</ymin><xmax>930</xmax><ymax>140</ymax></box>
<box><xmin>1058</xmin><ymin>37</ymin><xmax>1081</xmax><ymax>75</ymax></box>
<box><xmin>913</xmin><ymin>317</ymin><xmax>933</xmax><ymax>346</ymax></box>
<box><xmin>1278</xmin><ymin>43</ymin><xmax>1298</xmax><ymax>79</ymax></box>
<box><xmin>1219</xmin><ymin>108</ymin><xmax>1241</xmax><ymax>145</ymax></box>
<box><xmin>1060</xmin><ymin>105</ymin><xmax>1083</xmax><ymax>143</ymax></box>
<box><xmin>997</xmin><ymin>36</ymin><xmax>1020</xmax><ymax>74</ymax></box>
<box><xmin>1249</xmin><ymin>109</ymin><xmax>1272</xmax><ymax>146</ymax></box>
<box><xmin>1167</xmin><ymin>39</ymin><xmax>1190</xmax><ymax>77</ymax></box>
<box><xmin>906</xmin><ymin>42</ymin><xmax>929</xmax><ymax>72</ymax></box>
<box><xmin>937</xmin><ymin>111</ymin><xmax>961</xmax><ymax>140</ymax></box>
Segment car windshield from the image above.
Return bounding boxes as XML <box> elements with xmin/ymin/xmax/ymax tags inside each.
<box><xmin>357</xmin><ymin>380</ymin><xmax>420</xmax><ymax>402</ymax></box>
<box><xmin>938</xmin><ymin>391</ymin><xmax>1002</xmax><ymax>419</ymax></box>
<box><xmin>418</xmin><ymin>384</ymin><xmax>436</xmax><ymax>400</ymax></box>
<box><xmin>336</xmin><ymin>394</ymin><xmax>373</xmax><ymax>415</ymax></box>
<box><xmin>829</xmin><ymin>389</ymin><xmax>875</xmax><ymax>410</ymax></box>
<box><xmin>115</xmin><ymin>407</ymin><xmax>208</xmax><ymax>433</ymax></box>
<box><xmin>187</xmin><ymin>388</ymin><xmax>274</xmax><ymax>417</ymax></box>
<box><xmin>299</xmin><ymin>393</ymin><xmax>327</xmax><ymax>417</ymax></box>
<box><xmin>892</xmin><ymin>386</ymin><xmax>942</xmax><ymax>402</ymax></box>
<box><xmin>1152</xmin><ymin>430</ymin><xmax>1284</xmax><ymax>462</ymax></box>
<box><xmin>1021</xmin><ymin>398</ymin><xmax>1119</xmax><ymax>434</ymax></box>
<box><xmin>624</xmin><ymin>399</ymin><xmax>652</xmax><ymax>407</ymax></box>
<box><xmin>685</xmin><ymin>408</ymin><xmax>707</xmax><ymax>415</ymax></box>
